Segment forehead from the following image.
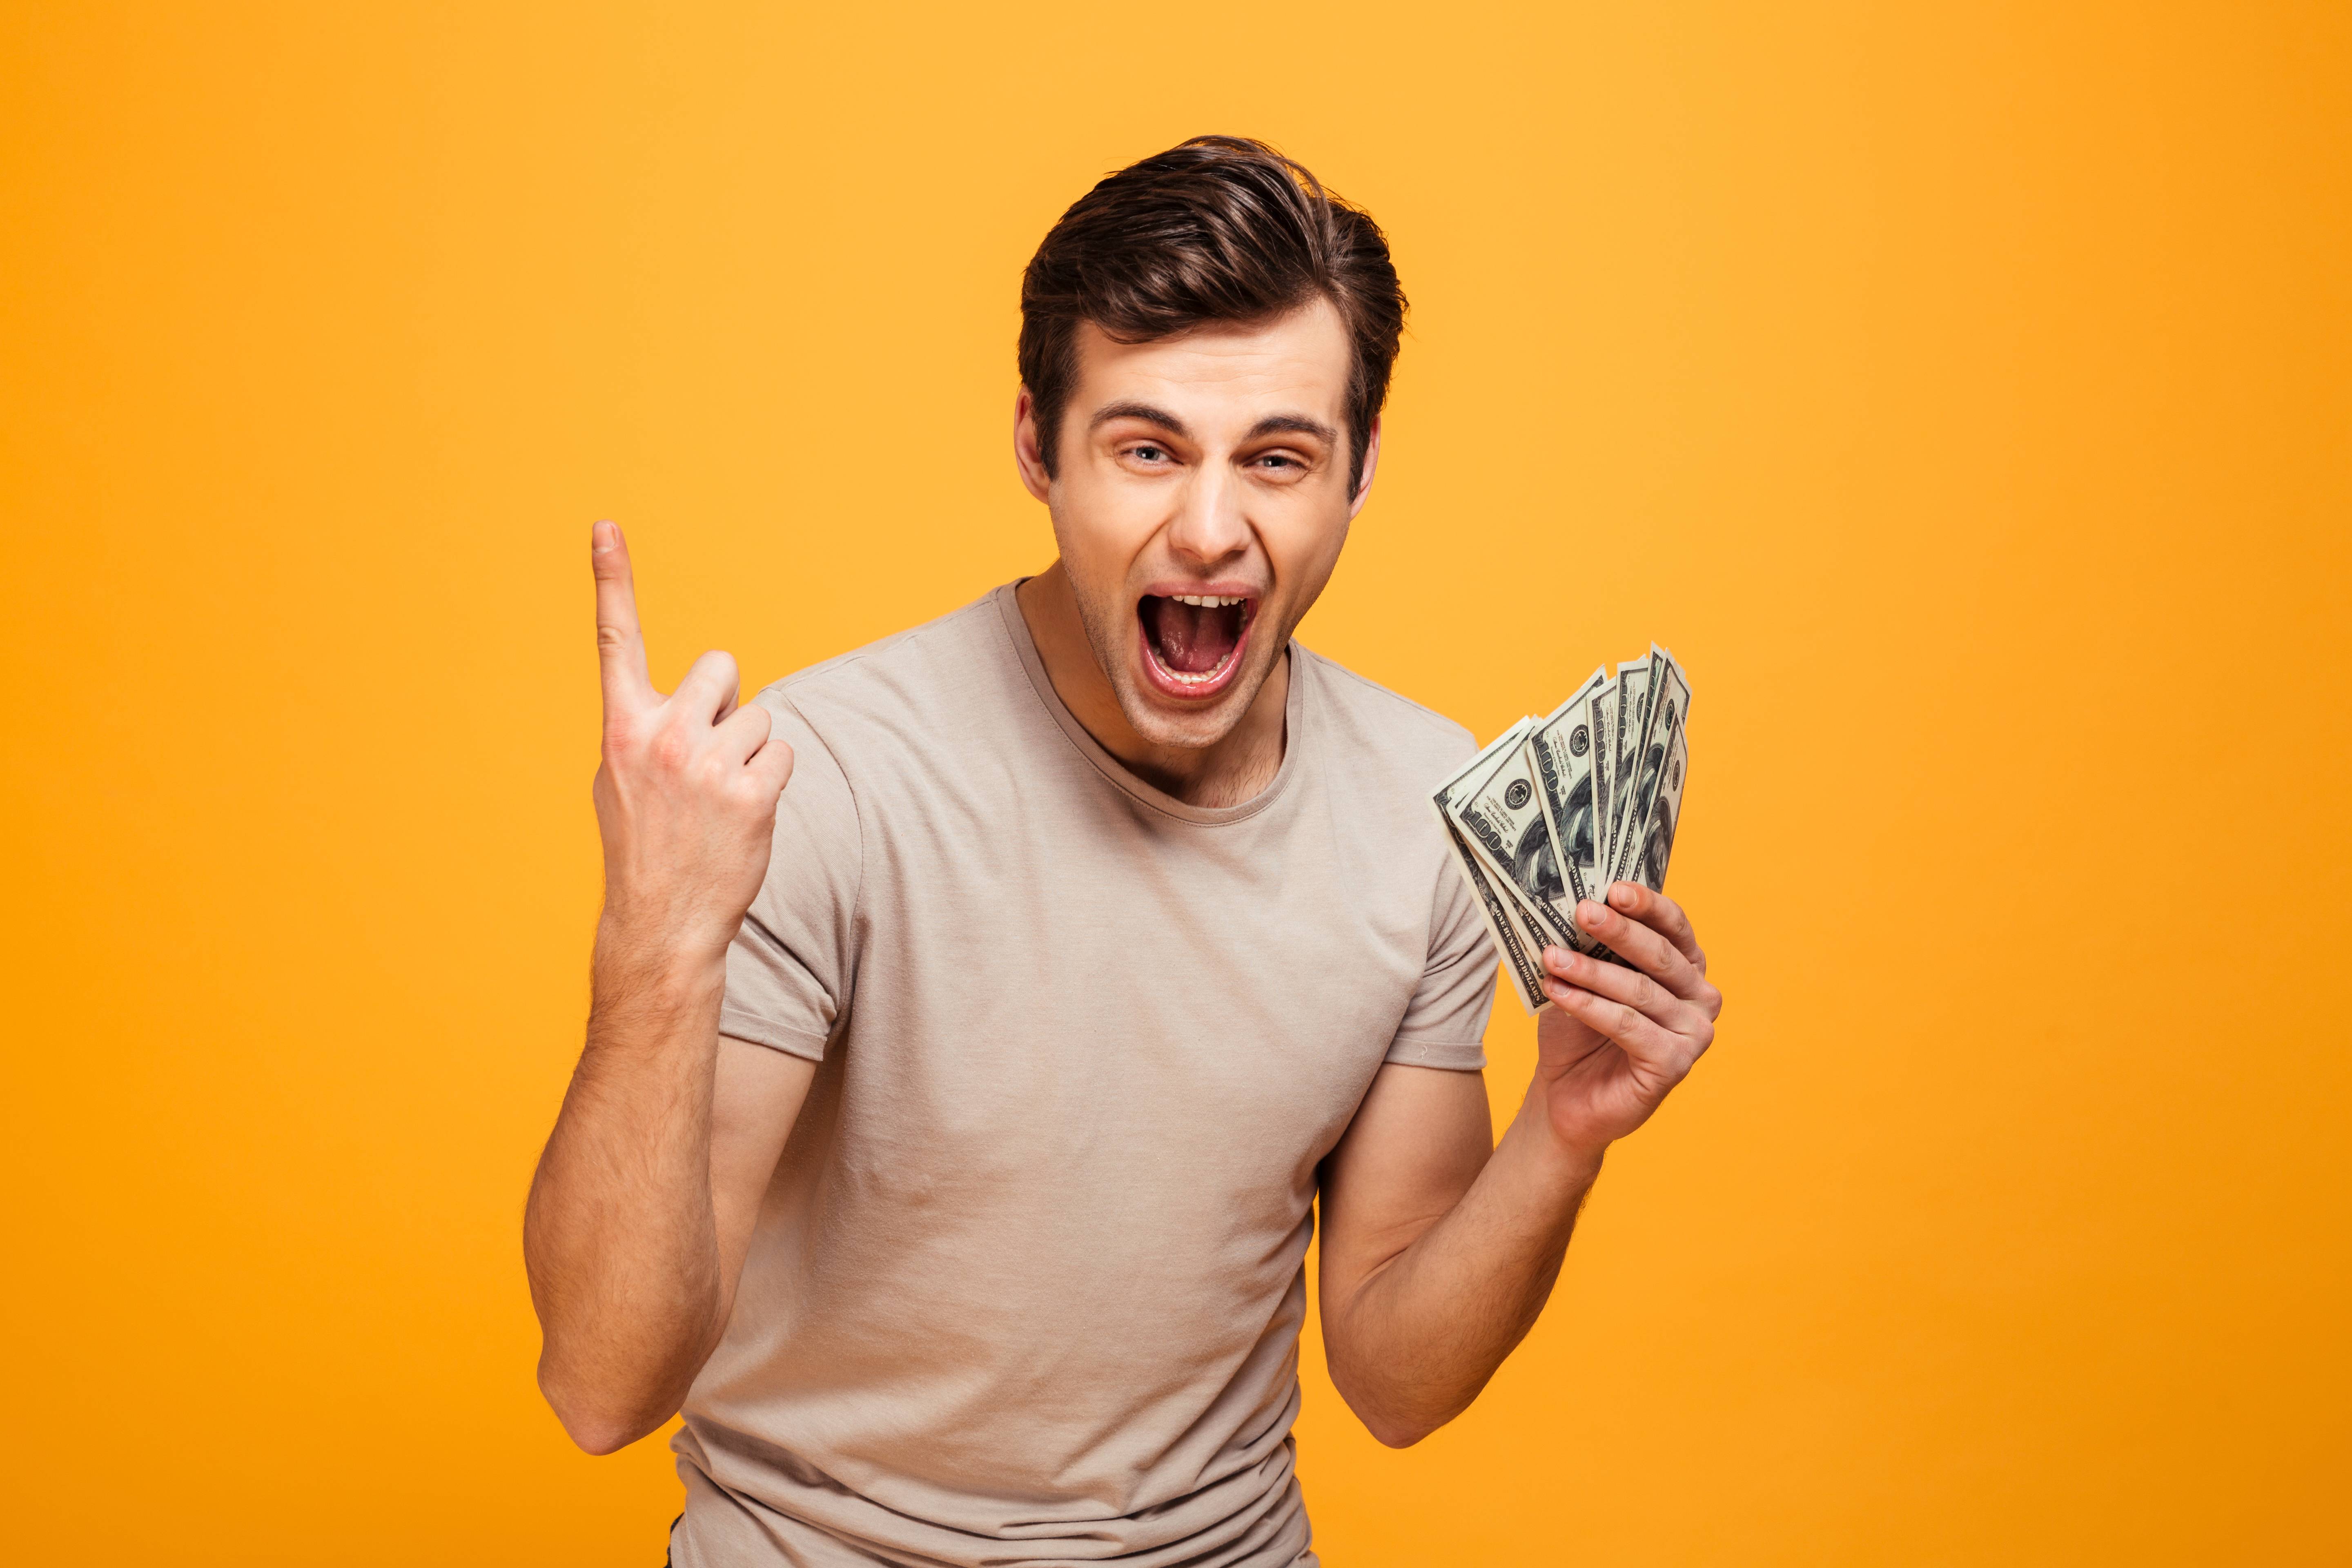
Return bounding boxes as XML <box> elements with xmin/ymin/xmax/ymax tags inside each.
<box><xmin>1068</xmin><ymin>299</ymin><xmax>1352</xmax><ymax>432</ymax></box>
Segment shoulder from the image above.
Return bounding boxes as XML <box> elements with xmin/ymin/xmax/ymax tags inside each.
<box><xmin>1295</xmin><ymin>646</ymin><xmax>1477</xmax><ymax>780</ymax></box>
<box><xmin>750</xmin><ymin>589</ymin><xmax>1016</xmax><ymax>753</ymax></box>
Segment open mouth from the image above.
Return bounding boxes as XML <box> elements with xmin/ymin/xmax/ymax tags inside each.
<box><xmin>1136</xmin><ymin>591</ymin><xmax>1255</xmax><ymax>699</ymax></box>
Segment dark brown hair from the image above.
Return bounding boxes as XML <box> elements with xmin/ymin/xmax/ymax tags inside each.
<box><xmin>1018</xmin><ymin>135</ymin><xmax>1407</xmax><ymax>492</ymax></box>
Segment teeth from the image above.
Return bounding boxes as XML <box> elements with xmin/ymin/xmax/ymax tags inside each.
<box><xmin>1147</xmin><ymin>632</ymin><xmax>1243</xmax><ymax>686</ymax></box>
<box><xmin>1170</xmin><ymin>594</ymin><xmax>1245</xmax><ymax>608</ymax></box>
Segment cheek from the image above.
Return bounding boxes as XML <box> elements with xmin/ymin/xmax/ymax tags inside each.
<box><xmin>1258</xmin><ymin>506</ymin><xmax>1351</xmax><ymax>594</ymax></box>
<box><xmin>1050</xmin><ymin>474</ymin><xmax>1160</xmax><ymax>588</ymax></box>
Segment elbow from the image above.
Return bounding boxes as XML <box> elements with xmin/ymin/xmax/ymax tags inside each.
<box><xmin>1367</xmin><ymin>1419</ymin><xmax>1433</xmax><ymax>1450</ymax></box>
<box><xmin>1330</xmin><ymin>1364</ymin><xmax>1455</xmax><ymax>1450</ymax></box>
<box><xmin>560</xmin><ymin>1411</ymin><xmax>646</xmax><ymax>1458</ymax></box>
<box><xmin>1362</xmin><ymin>1410</ymin><xmax>1444</xmax><ymax>1449</ymax></box>
<box><xmin>538</xmin><ymin>1360</ymin><xmax>669</xmax><ymax>1457</ymax></box>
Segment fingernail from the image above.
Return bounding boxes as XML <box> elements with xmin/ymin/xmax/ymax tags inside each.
<box><xmin>1610</xmin><ymin>883</ymin><xmax>1635</xmax><ymax>908</ymax></box>
<box><xmin>1579</xmin><ymin>901</ymin><xmax>1605</xmax><ymax>927</ymax></box>
<box><xmin>592</xmin><ymin>520</ymin><xmax>618</xmax><ymax>551</ymax></box>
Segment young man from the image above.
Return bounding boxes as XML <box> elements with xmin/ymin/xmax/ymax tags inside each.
<box><xmin>525</xmin><ymin>137</ymin><xmax>1722</xmax><ymax>1567</ymax></box>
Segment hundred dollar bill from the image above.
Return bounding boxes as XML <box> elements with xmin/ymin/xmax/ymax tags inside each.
<box><xmin>1439</xmin><ymin>816</ymin><xmax>1549</xmax><ymax>1014</ymax></box>
<box><xmin>1609</xmin><ymin>646</ymin><xmax>1693</xmax><ymax>889</ymax></box>
<box><xmin>1493</xmin><ymin>853</ymin><xmax>1568</xmax><ymax>987</ymax></box>
<box><xmin>1604</xmin><ymin>654</ymin><xmax>1651</xmax><ymax>882</ymax></box>
<box><xmin>1434</xmin><ymin>717</ymin><xmax>1532</xmax><ymax>808</ymax></box>
<box><xmin>1624</xmin><ymin>674</ymin><xmax>1690</xmax><ymax>891</ymax></box>
<box><xmin>1528</xmin><ymin>666</ymin><xmax>1610</xmax><ymax>909</ymax></box>
<box><xmin>1430</xmin><ymin>725</ymin><xmax>1549</xmax><ymax>1013</ymax></box>
<box><xmin>1583</xmin><ymin>674</ymin><xmax>1620</xmax><ymax>897</ymax></box>
<box><xmin>1437</xmin><ymin>718</ymin><xmax>1542</xmax><ymax>907</ymax></box>
<box><xmin>1448</xmin><ymin>720</ymin><xmax>1573</xmax><ymax>980</ymax></box>
<box><xmin>1450</xmin><ymin>717</ymin><xmax>1606</xmax><ymax>959</ymax></box>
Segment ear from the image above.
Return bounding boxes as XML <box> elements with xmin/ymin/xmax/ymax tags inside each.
<box><xmin>1013</xmin><ymin>388</ymin><xmax>1053</xmax><ymax>504</ymax></box>
<box><xmin>1346</xmin><ymin>417</ymin><xmax>1383</xmax><ymax>520</ymax></box>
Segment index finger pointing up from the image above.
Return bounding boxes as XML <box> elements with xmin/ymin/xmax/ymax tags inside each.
<box><xmin>592</xmin><ymin>520</ymin><xmax>654</xmax><ymax>710</ymax></box>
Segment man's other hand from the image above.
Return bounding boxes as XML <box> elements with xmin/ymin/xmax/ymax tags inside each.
<box><xmin>1535</xmin><ymin>884</ymin><xmax>1723</xmax><ymax>1159</ymax></box>
<box><xmin>590</xmin><ymin>520</ymin><xmax>795</xmax><ymax>967</ymax></box>
<box><xmin>526</xmin><ymin>523</ymin><xmax>812</xmax><ymax>1455</ymax></box>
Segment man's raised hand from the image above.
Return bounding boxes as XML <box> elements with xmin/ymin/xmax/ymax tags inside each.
<box><xmin>590</xmin><ymin>521</ymin><xmax>794</xmax><ymax>969</ymax></box>
<box><xmin>1532</xmin><ymin>883</ymin><xmax>1723</xmax><ymax>1158</ymax></box>
<box><xmin>524</xmin><ymin>526</ymin><xmax>803</xmax><ymax>1451</ymax></box>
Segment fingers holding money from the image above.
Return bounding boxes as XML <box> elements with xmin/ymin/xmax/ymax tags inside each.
<box><xmin>1542</xmin><ymin>985</ymin><xmax>1695</xmax><ymax>1076</ymax></box>
<box><xmin>1573</xmin><ymin>897</ymin><xmax>1717</xmax><ymax>1013</ymax></box>
<box><xmin>1539</xmin><ymin>944</ymin><xmax>1716</xmax><ymax>1071</ymax></box>
<box><xmin>1447</xmin><ymin>648</ymin><xmax>1715</xmax><ymax>1149</ymax></box>
<box><xmin>1432</xmin><ymin>646</ymin><xmax>1702</xmax><ymax>1023</ymax></box>
<box><xmin>1603</xmin><ymin>881</ymin><xmax>1706</xmax><ymax>973</ymax></box>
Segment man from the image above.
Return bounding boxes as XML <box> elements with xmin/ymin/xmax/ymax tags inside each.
<box><xmin>525</xmin><ymin>136</ymin><xmax>1722</xmax><ymax>1567</ymax></box>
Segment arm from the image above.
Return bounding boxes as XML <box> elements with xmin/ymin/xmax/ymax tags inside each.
<box><xmin>522</xmin><ymin>521</ymin><xmax>809</xmax><ymax>1455</ymax></box>
<box><xmin>1318</xmin><ymin>883</ymin><xmax>1722</xmax><ymax>1447</ymax></box>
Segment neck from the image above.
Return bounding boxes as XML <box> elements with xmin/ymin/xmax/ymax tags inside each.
<box><xmin>1016</xmin><ymin>563</ymin><xmax>1289</xmax><ymax>809</ymax></box>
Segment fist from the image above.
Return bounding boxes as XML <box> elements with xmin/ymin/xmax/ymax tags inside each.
<box><xmin>588</xmin><ymin>521</ymin><xmax>794</xmax><ymax>965</ymax></box>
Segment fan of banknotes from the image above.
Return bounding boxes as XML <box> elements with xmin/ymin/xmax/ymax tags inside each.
<box><xmin>1430</xmin><ymin>646</ymin><xmax>1694</xmax><ymax>1013</ymax></box>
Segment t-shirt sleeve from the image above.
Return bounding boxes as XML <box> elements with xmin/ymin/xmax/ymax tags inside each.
<box><xmin>719</xmin><ymin>690</ymin><xmax>862</xmax><ymax>1062</ymax></box>
<box><xmin>1384</xmin><ymin>830</ymin><xmax>1498</xmax><ymax>1072</ymax></box>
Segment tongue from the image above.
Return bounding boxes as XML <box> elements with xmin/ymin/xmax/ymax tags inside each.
<box><xmin>1148</xmin><ymin>598</ymin><xmax>1242</xmax><ymax>675</ymax></box>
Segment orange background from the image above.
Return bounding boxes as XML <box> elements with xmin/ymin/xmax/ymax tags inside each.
<box><xmin>4</xmin><ymin>2</ymin><xmax>2347</xmax><ymax>1561</ymax></box>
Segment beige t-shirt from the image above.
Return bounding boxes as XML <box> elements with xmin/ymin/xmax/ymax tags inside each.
<box><xmin>674</xmin><ymin>585</ymin><xmax>1496</xmax><ymax>1568</ymax></box>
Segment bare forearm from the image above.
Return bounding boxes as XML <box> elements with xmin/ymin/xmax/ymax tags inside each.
<box><xmin>1327</xmin><ymin>1096</ymin><xmax>1603</xmax><ymax>1446</ymax></box>
<box><xmin>523</xmin><ymin>932</ymin><xmax>729</xmax><ymax>1452</ymax></box>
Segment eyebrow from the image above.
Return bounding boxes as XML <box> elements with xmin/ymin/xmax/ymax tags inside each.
<box><xmin>1245</xmin><ymin>414</ymin><xmax>1339</xmax><ymax>446</ymax></box>
<box><xmin>1087</xmin><ymin>402</ymin><xmax>1339</xmax><ymax>448</ymax></box>
<box><xmin>1089</xmin><ymin>401</ymin><xmax>1192</xmax><ymax>437</ymax></box>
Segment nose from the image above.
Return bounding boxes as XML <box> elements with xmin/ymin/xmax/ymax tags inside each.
<box><xmin>1164</xmin><ymin>462</ymin><xmax>1251</xmax><ymax>568</ymax></box>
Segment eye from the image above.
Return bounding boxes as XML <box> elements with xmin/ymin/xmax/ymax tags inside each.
<box><xmin>1127</xmin><ymin>443</ymin><xmax>1168</xmax><ymax>464</ymax></box>
<box><xmin>1252</xmin><ymin>452</ymin><xmax>1304</xmax><ymax>472</ymax></box>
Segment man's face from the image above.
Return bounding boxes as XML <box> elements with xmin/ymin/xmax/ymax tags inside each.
<box><xmin>1017</xmin><ymin>300</ymin><xmax>1377</xmax><ymax>751</ymax></box>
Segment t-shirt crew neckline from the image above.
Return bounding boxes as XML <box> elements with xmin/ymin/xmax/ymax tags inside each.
<box><xmin>992</xmin><ymin>581</ymin><xmax>1305</xmax><ymax>828</ymax></box>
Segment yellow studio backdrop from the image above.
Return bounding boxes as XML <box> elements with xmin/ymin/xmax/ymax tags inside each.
<box><xmin>3</xmin><ymin>2</ymin><xmax>2346</xmax><ymax>1561</ymax></box>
